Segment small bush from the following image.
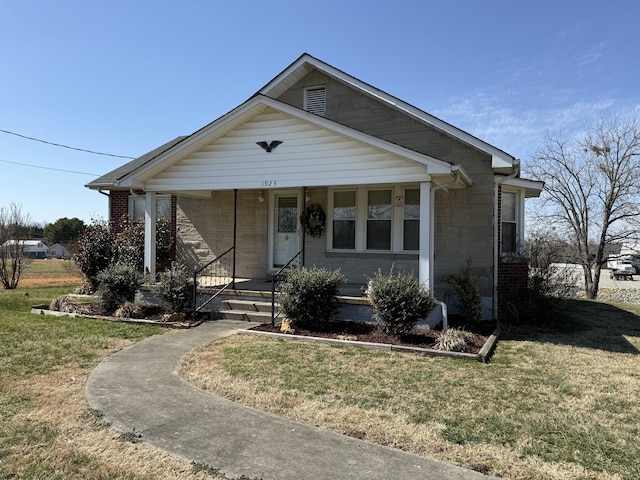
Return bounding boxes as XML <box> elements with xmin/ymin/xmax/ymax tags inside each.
<box><xmin>442</xmin><ymin>259</ymin><xmax>482</xmax><ymax>325</ymax></box>
<box><xmin>152</xmin><ymin>261</ymin><xmax>193</xmax><ymax>315</ymax></box>
<box><xmin>279</xmin><ymin>267</ymin><xmax>345</xmax><ymax>329</ymax></box>
<box><xmin>96</xmin><ymin>263</ymin><xmax>142</xmax><ymax>314</ymax></box>
<box><xmin>366</xmin><ymin>269</ymin><xmax>436</xmax><ymax>335</ymax></box>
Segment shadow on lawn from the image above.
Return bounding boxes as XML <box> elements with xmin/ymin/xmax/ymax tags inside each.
<box><xmin>500</xmin><ymin>299</ymin><xmax>640</xmax><ymax>354</ymax></box>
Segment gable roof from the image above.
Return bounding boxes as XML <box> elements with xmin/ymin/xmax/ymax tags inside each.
<box><xmin>258</xmin><ymin>53</ymin><xmax>515</xmax><ymax>170</ymax></box>
<box><xmin>88</xmin><ymin>95</ymin><xmax>470</xmax><ymax>192</ymax></box>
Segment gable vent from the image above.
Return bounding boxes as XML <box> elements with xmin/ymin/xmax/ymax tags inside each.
<box><xmin>304</xmin><ymin>86</ymin><xmax>326</xmax><ymax>116</ymax></box>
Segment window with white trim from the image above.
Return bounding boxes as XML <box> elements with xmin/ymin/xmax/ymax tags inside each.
<box><xmin>129</xmin><ymin>195</ymin><xmax>171</xmax><ymax>223</ymax></box>
<box><xmin>501</xmin><ymin>190</ymin><xmax>520</xmax><ymax>254</ymax></box>
<box><xmin>332</xmin><ymin>190</ymin><xmax>356</xmax><ymax>249</ymax></box>
<box><xmin>304</xmin><ymin>86</ymin><xmax>326</xmax><ymax>116</ymax></box>
<box><xmin>329</xmin><ymin>186</ymin><xmax>420</xmax><ymax>253</ymax></box>
<box><xmin>403</xmin><ymin>189</ymin><xmax>420</xmax><ymax>251</ymax></box>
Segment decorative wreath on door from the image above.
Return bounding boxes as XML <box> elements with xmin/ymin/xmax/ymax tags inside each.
<box><xmin>300</xmin><ymin>204</ymin><xmax>326</xmax><ymax>237</ymax></box>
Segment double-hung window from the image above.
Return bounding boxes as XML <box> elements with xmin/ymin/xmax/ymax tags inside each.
<box><xmin>501</xmin><ymin>190</ymin><xmax>520</xmax><ymax>254</ymax></box>
<box><xmin>332</xmin><ymin>190</ymin><xmax>357</xmax><ymax>249</ymax></box>
<box><xmin>403</xmin><ymin>189</ymin><xmax>420</xmax><ymax>251</ymax></box>
<box><xmin>366</xmin><ymin>190</ymin><xmax>392</xmax><ymax>250</ymax></box>
<box><xmin>329</xmin><ymin>186</ymin><xmax>420</xmax><ymax>253</ymax></box>
<box><xmin>129</xmin><ymin>195</ymin><xmax>171</xmax><ymax>223</ymax></box>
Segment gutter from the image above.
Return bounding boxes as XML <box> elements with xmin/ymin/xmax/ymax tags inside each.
<box><xmin>492</xmin><ymin>159</ymin><xmax>521</xmax><ymax>321</ymax></box>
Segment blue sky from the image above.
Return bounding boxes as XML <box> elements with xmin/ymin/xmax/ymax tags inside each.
<box><xmin>1</xmin><ymin>0</ymin><xmax>639</xmax><ymax>225</ymax></box>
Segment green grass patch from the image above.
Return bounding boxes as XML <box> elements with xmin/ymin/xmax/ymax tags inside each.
<box><xmin>0</xmin><ymin>285</ymin><xmax>164</xmax><ymax>478</ymax></box>
<box><xmin>183</xmin><ymin>299</ymin><xmax>640</xmax><ymax>479</ymax></box>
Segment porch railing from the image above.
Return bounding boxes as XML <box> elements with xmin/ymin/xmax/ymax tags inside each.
<box><xmin>193</xmin><ymin>246</ymin><xmax>235</xmax><ymax>319</ymax></box>
<box><xmin>271</xmin><ymin>249</ymin><xmax>304</xmax><ymax>326</ymax></box>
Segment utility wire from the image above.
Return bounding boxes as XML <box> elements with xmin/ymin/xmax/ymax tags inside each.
<box><xmin>0</xmin><ymin>158</ymin><xmax>99</xmax><ymax>176</ymax></box>
<box><xmin>0</xmin><ymin>128</ymin><xmax>135</xmax><ymax>159</ymax></box>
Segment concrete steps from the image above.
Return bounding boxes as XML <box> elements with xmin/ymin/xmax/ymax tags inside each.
<box><xmin>218</xmin><ymin>298</ymin><xmax>275</xmax><ymax>323</ymax></box>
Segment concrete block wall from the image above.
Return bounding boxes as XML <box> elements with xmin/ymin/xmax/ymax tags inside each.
<box><xmin>177</xmin><ymin>191</ymin><xmax>268</xmax><ymax>278</ymax></box>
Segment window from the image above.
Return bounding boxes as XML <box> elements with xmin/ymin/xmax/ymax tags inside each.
<box><xmin>129</xmin><ymin>195</ymin><xmax>171</xmax><ymax>223</ymax></box>
<box><xmin>403</xmin><ymin>189</ymin><xmax>420</xmax><ymax>251</ymax></box>
<box><xmin>366</xmin><ymin>190</ymin><xmax>392</xmax><ymax>250</ymax></box>
<box><xmin>501</xmin><ymin>190</ymin><xmax>518</xmax><ymax>253</ymax></box>
<box><xmin>332</xmin><ymin>190</ymin><xmax>356</xmax><ymax>249</ymax></box>
<box><xmin>304</xmin><ymin>86</ymin><xmax>326</xmax><ymax>116</ymax></box>
<box><xmin>329</xmin><ymin>186</ymin><xmax>420</xmax><ymax>253</ymax></box>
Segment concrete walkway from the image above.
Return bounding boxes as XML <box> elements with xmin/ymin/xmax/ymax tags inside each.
<box><xmin>86</xmin><ymin>319</ymin><xmax>497</xmax><ymax>480</ymax></box>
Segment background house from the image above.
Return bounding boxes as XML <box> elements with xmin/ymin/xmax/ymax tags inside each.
<box><xmin>87</xmin><ymin>54</ymin><xmax>542</xmax><ymax>320</ymax></box>
<box><xmin>1</xmin><ymin>240</ymin><xmax>48</xmax><ymax>259</ymax></box>
<box><xmin>47</xmin><ymin>243</ymin><xmax>72</xmax><ymax>259</ymax></box>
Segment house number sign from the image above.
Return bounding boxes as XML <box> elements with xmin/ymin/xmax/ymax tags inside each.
<box><xmin>261</xmin><ymin>180</ymin><xmax>277</xmax><ymax>187</ymax></box>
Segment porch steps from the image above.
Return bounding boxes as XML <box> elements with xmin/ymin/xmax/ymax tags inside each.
<box><xmin>218</xmin><ymin>298</ymin><xmax>275</xmax><ymax>323</ymax></box>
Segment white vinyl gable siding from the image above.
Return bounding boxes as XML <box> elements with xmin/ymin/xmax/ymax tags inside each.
<box><xmin>143</xmin><ymin>108</ymin><xmax>431</xmax><ymax>192</ymax></box>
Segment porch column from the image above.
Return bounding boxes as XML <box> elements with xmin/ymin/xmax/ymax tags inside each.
<box><xmin>144</xmin><ymin>191</ymin><xmax>157</xmax><ymax>282</ymax></box>
<box><xmin>419</xmin><ymin>181</ymin><xmax>433</xmax><ymax>291</ymax></box>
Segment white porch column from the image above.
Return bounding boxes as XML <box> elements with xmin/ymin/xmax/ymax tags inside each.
<box><xmin>419</xmin><ymin>181</ymin><xmax>433</xmax><ymax>291</ymax></box>
<box><xmin>144</xmin><ymin>191</ymin><xmax>157</xmax><ymax>282</ymax></box>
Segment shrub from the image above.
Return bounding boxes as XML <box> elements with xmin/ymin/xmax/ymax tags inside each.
<box><xmin>96</xmin><ymin>263</ymin><xmax>142</xmax><ymax>314</ymax></box>
<box><xmin>503</xmin><ymin>234</ymin><xmax>580</xmax><ymax>325</ymax></box>
<box><xmin>442</xmin><ymin>259</ymin><xmax>482</xmax><ymax>325</ymax></box>
<box><xmin>366</xmin><ymin>269</ymin><xmax>436</xmax><ymax>335</ymax></box>
<box><xmin>152</xmin><ymin>261</ymin><xmax>193</xmax><ymax>315</ymax></box>
<box><xmin>74</xmin><ymin>220</ymin><xmax>114</xmax><ymax>291</ymax></box>
<box><xmin>113</xmin><ymin>218</ymin><xmax>173</xmax><ymax>272</ymax></box>
<box><xmin>434</xmin><ymin>328</ymin><xmax>477</xmax><ymax>352</ymax></box>
<box><xmin>278</xmin><ymin>267</ymin><xmax>345</xmax><ymax>329</ymax></box>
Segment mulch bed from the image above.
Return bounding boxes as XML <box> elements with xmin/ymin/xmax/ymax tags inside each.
<box><xmin>250</xmin><ymin>318</ymin><xmax>494</xmax><ymax>355</ymax></box>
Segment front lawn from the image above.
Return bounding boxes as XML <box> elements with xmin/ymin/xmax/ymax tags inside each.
<box><xmin>0</xmin><ymin>285</ymin><xmax>223</xmax><ymax>479</ymax></box>
<box><xmin>179</xmin><ymin>300</ymin><xmax>640</xmax><ymax>480</ymax></box>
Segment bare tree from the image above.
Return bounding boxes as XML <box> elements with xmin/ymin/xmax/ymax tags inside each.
<box><xmin>0</xmin><ymin>203</ymin><xmax>32</xmax><ymax>289</ymax></box>
<box><xmin>527</xmin><ymin>114</ymin><xmax>640</xmax><ymax>299</ymax></box>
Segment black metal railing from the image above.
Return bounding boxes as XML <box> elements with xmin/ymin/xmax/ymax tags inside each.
<box><xmin>193</xmin><ymin>246</ymin><xmax>235</xmax><ymax>319</ymax></box>
<box><xmin>271</xmin><ymin>249</ymin><xmax>304</xmax><ymax>326</ymax></box>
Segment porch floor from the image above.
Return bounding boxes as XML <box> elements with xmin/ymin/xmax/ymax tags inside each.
<box><xmin>197</xmin><ymin>277</ymin><xmax>367</xmax><ymax>298</ymax></box>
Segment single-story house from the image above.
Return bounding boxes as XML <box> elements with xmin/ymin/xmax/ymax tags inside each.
<box><xmin>1</xmin><ymin>240</ymin><xmax>48</xmax><ymax>259</ymax></box>
<box><xmin>86</xmin><ymin>53</ymin><xmax>543</xmax><ymax>320</ymax></box>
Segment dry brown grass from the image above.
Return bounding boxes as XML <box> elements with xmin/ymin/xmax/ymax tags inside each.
<box><xmin>178</xmin><ymin>325</ymin><xmax>639</xmax><ymax>480</ymax></box>
<box><xmin>19</xmin><ymin>259</ymin><xmax>84</xmax><ymax>287</ymax></box>
<box><xmin>3</xmin><ymin>340</ymin><xmax>225</xmax><ymax>480</ymax></box>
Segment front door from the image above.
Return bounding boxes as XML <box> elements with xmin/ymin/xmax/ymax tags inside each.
<box><xmin>272</xmin><ymin>194</ymin><xmax>300</xmax><ymax>268</ymax></box>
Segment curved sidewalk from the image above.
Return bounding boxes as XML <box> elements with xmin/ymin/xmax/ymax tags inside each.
<box><xmin>86</xmin><ymin>319</ymin><xmax>497</xmax><ymax>480</ymax></box>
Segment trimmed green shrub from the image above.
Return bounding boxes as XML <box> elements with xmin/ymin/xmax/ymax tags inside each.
<box><xmin>366</xmin><ymin>269</ymin><xmax>436</xmax><ymax>335</ymax></box>
<box><xmin>152</xmin><ymin>261</ymin><xmax>193</xmax><ymax>315</ymax></box>
<box><xmin>279</xmin><ymin>267</ymin><xmax>345</xmax><ymax>329</ymax></box>
<box><xmin>96</xmin><ymin>263</ymin><xmax>142</xmax><ymax>314</ymax></box>
<box><xmin>442</xmin><ymin>259</ymin><xmax>482</xmax><ymax>325</ymax></box>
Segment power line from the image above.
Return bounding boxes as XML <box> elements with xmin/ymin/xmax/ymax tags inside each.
<box><xmin>0</xmin><ymin>158</ymin><xmax>99</xmax><ymax>176</ymax></box>
<box><xmin>0</xmin><ymin>128</ymin><xmax>135</xmax><ymax>159</ymax></box>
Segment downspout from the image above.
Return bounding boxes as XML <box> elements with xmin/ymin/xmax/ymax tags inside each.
<box><xmin>493</xmin><ymin>159</ymin><xmax>521</xmax><ymax>321</ymax></box>
<box><xmin>430</xmin><ymin>166</ymin><xmax>463</xmax><ymax>331</ymax></box>
<box><xmin>98</xmin><ymin>189</ymin><xmax>111</xmax><ymax>221</ymax></box>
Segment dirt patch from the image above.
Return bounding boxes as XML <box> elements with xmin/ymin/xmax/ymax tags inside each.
<box><xmin>250</xmin><ymin>319</ymin><xmax>492</xmax><ymax>355</ymax></box>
